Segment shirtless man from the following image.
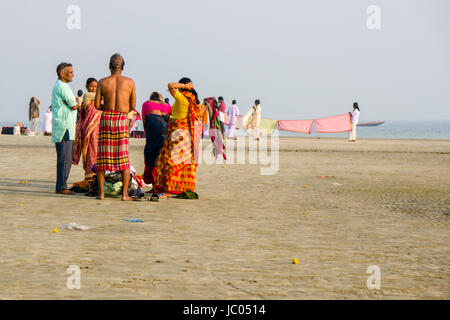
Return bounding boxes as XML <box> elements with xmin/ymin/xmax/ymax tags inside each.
<box><xmin>95</xmin><ymin>53</ymin><xmax>136</xmax><ymax>200</ymax></box>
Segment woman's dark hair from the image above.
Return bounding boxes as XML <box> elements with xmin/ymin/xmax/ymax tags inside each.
<box><xmin>77</xmin><ymin>90</ymin><xmax>83</xmax><ymax>97</ymax></box>
<box><xmin>255</xmin><ymin>99</ymin><xmax>260</xmax><ymax>105</ymax></box>
<box><xmin>86</xmin><ymin>78</ymin><xmax>97</xmax><ymax>87</ymax></box>
<box><xmin>164</xmin><ymin>98</ymin><xmax>170</xmax><ymax>104</ymax></box>
<box><xmin>150</xmin><ymin>92</ymin><xmax>161</xmax><ymax>101</ymax></box>
<box><xmin>353</xmin><ymin>102</ymin><xmax>360</xmax><ymax>111</ymax></box>
<box><xmin>232</xmin><ymin>100</ymin><xmax>236</xmax><ymax>105</ymax></box>
<box><xmin>178</xmin><ymin>77</ymin><xmax>199</xmax><ymax>104</ymax></box>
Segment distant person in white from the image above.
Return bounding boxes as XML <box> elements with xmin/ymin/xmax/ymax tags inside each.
<box><xmin>349</xmin><ymin>102</ymin><xmax>360</xmax><ymax>142</ymax></box>
<box><xmin>43</xmin><ymin>106</ymin><xmax>52</xmax><ymax>136</ymax></box>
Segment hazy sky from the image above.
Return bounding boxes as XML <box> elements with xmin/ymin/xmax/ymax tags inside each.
<box><xmin>0</xmin><ymin>0</ymin><xmax>449</xmax><ymax>122</ymax></box>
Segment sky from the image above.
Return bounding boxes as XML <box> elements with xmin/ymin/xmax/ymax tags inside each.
<box><xmin>0</xmin><ymin>0</ymin><xmax>449</xmax><ymax>123</ymax></box>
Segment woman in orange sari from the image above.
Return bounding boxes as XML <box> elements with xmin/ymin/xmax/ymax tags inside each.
<box><xmin>154</xmin><ymin>78</ymin><xmax>202</xmax><ymax>194</ymax></box>
<box><xmin>72</xmin><ymin>78</ymin><xmax>102</xmax><ymax>180</ymax></box>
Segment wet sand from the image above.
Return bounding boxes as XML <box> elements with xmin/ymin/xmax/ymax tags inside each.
<box><xmin>0</xmin><ymin>135</ymin><xmax>448</xmax><ymax>299</ymax></box>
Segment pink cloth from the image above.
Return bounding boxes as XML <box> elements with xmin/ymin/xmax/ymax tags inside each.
<box><xmin>129</xmin><ymin>111</ymin><xmax>142</xmax><ymax>131</ymax></box>
<box><xmin>142</xmin><ymin>101</ymin><xmax>172</xmax><ymax>118</ymax></box>
<box><xmin>224</xmin><ymin>113</ymin><xmax>230</xmax><ymax>126</ymax></box>
<box><xmin>234</xmin><ymin>115</ymin><xmax>244</xmax><ymax>129</ymax></box>
<box><xmin>278</xmin><ymin>120</ymin><xmax>313</xmax><ymax>134</ymax></box>
<box><xmin>313</xmin><ymin>114</ymin><xmax>351</xmax><ymax>133</ymax></box>
<box><xmin>218</xmin><ymin>102</ymin><xmax>226</xmax><ymax>113</ymax></box>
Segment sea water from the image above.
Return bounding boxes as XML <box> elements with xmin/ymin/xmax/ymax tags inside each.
<box><xmin>283</xmin><ymin>120</ymin><xmax>450</xmax><ymax>140</ymax></box>
<box><xmin>242</xmin><ymin>120</ymin><xmax>450</xmax><ymax>139</ymax></box>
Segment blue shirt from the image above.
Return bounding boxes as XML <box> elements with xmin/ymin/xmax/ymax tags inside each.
<box><xmin>51</xmin><ymin>79</ymin><xmax>78</xmax><ymax>143</ymax></box>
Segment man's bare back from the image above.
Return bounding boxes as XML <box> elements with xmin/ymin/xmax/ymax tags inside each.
<box><xmin>96</xmin><ymin>74</ymin><xmax>136</xmax><ymax>114</ymax></box>
<box><xmin>95</xmin><ymin>54</ymin><xmax>136</xmax><ymax>201</ymax></box>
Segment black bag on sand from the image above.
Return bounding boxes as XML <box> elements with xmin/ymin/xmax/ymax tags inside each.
<box><xmin>85</xmin><ymin>176</ymin><xmax>99</xmax><ymax>197</ymax></box>
<box><xmin>175</xmin><ymin>190</ymin><xmax>199</xmax><ymax>199</ymax></box>
<box><xmin>1</xmin><ymin>127</ymin><xmax>14</xmax><ymax>135</ymax></box>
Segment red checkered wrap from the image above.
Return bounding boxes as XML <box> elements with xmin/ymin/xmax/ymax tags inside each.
<box><xmin>96</xmin><ymin>110</ymin><xmax>130</xmax><ymax>172</ymax></box>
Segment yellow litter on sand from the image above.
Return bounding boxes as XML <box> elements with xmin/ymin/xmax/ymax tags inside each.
<box><xmin>19</xmin><ymin>203</ymin><xmax>23</xmax><ymax>207</ymax></box>
<box><xmin>293</xmin><ymin>258</ymin><xmax>299</xmax><ymax>264</ymax></box>
<box><xmin>168</xmin><ymin>218</ymin><xmax>172</xmax><ymax>223</ymax></box>
<box><xmin>53</xmin><ymin>228</ymin><xmax>59</xmax><ymax>233</ymax></box>
<box><xmin>25</xmin><ymin>180</ymin><xmax>29</xmax><ymax>184</ymax></box>
<box><xmin>19</xmin><ymin>181</ymin><xmax>23</xmax><ymax>184</ymax></box>
<box><xmin>304</xmin><ymin>185</ymin><xmax>308</xmax><ymax>188</ymax></box>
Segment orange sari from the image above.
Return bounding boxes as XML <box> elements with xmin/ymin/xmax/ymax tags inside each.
<box><xmin>154</xmin><ymin>91</ymin><xmax>202</xmax><ymax>194</ymax></box>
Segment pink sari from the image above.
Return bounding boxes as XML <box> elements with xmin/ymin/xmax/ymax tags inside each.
<box><xmin>72</xmin><ymin>96</ymin><xmax>102</xmax><ymax>179</ymax></box>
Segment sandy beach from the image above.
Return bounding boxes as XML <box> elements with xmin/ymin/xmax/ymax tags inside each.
<box><xmin>0</xmin><ymin>135</ymin><xmax>448</xmax><ymax>299</ymax></box>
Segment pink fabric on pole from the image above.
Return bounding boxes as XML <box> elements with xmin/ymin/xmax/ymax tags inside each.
<box><xmin>235</xmin><ymin>115</ymin><xmax>243</xmax><ymax>129</ymax></box>
<box><xmin>278</xmin><ymin>120</ymin><xmax>313</xmax><ymax>134</ymax></box>
<box><xmin>224</xmin><ymin>113</ymin><xmax>230</xmax><ymax>126</ymax></box>
<box><xmin>313</xmin><ymin>114</ymin><xmax>351</xmax><ymax>133</ymax></box>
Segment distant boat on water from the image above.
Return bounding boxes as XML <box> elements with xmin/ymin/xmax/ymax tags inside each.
<box><xmin>357</xmin><ymin>121</ymin><xmax>385</xmax><ymax>127</ymax></box>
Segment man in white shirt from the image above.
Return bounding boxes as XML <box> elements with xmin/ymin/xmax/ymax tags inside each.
<box><xmin>226</xmin><ymin>100</ymin><xmax>240</xmax><ymax>139</ymax></box>
<box><xmin>349</xmin><ymin>102</ymin><xmax>360</xmax><ymax>142</ymax></box>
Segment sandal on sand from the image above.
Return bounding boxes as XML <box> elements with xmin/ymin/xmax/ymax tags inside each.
<box><xmin>55</xmin><ymin>189</ymin><xmax>76</xmax><ymax>195</ymax></box>
<box><xmin>149</xmin><ymin>193</ymin><xmax>160</xmax><ymax>202</ymax></box>
<box><xmin>132</xmin><ymin>193</ymin><xmax>145</xmax><ymax>201</ymax></box>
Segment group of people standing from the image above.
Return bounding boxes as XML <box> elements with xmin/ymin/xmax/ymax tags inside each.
<box><xmin>50</xmin><ymin>53</ymin><xmax>265</xmax><ymax>200</ymax></box>
<box><xmin>45</xmin><ymin>57</ymin><xmax>359</xmax><ymax>201</ymax></box>
<box><xmin>50</xmin><ymin>53</ymin><xmax>210</xmax><ymax>200</ymax></box>
<box><xmin>140</xmin><ymin>78</ymin><xmax>202</xmax><ymax>195</ymax></box>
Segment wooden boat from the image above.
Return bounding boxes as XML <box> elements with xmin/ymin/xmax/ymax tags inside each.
<box><xmin>357</xmin><ymin>121</ymin><xmax>385</xmax><ymax>127</ymax></box>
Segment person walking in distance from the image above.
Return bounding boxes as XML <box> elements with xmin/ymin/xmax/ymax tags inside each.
<box><xmin>226</xmin><ymin>99</ymin><xmax>239</xmax><ymax>139</ymax></box>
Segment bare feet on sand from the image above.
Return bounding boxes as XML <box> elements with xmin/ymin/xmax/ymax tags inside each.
<box><xmin>121</xmin><ymin>195</ymin><xmax>131</xmax><ymax>201</ymax></box>
<box><xmin>97</xmin><ymin>193</ymin><xmax>105</xmax><ymax>200</ymax></box>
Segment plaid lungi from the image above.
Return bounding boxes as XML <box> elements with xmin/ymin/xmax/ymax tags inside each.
<box><xmin>96</xmin><ymin>110</ymin><xmax>130</xmax><ymax>172</ymax></box>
